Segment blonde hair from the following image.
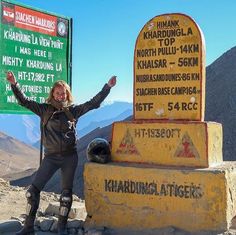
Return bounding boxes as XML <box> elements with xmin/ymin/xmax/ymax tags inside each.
<box><xmin>46</xmin><ymin>80</ymin><xmax>73</xmax><ymax>104</ymax></box>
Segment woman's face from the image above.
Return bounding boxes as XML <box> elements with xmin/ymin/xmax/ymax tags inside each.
<box><xmin>53</xmin><ymin>85</ymin><xmax>67</xmax><ymax>102</ymax></box>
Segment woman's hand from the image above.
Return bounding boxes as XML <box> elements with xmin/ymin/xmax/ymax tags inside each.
<box><xmin>6</xmin><ymin>71</ymin><xmax>17</xmax><ymax>85</ymax></box>
<box><xmin>108</xmin><ymin>76</ymin><xmax>117</xmax><ymax>88</ymax></box>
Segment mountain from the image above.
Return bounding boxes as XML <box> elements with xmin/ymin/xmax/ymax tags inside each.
<box><xmin>77</xmin><ymin>101</ymin><xmax>132</xmax><ymax>130</ymax></box>
<box><xmin>205</xmin><ymin>46</ymin><xmax>236</xmax><ymax>161</ymax></box>
<box><xmin>0</xmin><ymin>101</ymin><xmax>132</xmax><ymax>146</ymax></box>
<box><xmin>0</xmin><ymin>114</ymin><xmax>40</xmax><ymax>145</ymax></box>
<box><xmin>78</xmin><ymin>108</ymin><xmax>132</xmax><ymax>137</ymax></box>
<box><xmin>0</xmin><ymin>131</ymin><xmax>39</xmax><ymax>177</ymax></box>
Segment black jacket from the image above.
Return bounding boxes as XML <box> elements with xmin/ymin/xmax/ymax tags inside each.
<box><xmin>11</xmin><ymin>83</ymin><xmax>111</xmax><ymax>156</ymax></box>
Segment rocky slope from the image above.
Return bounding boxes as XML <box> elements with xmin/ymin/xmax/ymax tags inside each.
<box><xmin>205</xmin><ymin>46</ymin><xmax>236</xmax><ymax>161</ymax></box>
<box><xmin>0</xmin><ymin>178</ymin><xmax>86</xmax><ymax>234</ymax></box>
<box><xmin>0</xmin><ymin>131</ymin><xmax>39</xmax><ymax>177</ymax></box>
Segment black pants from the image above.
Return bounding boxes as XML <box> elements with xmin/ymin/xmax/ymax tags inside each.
<box><xmin>32</xmin><ymin>152</ymin><xmax>78</xmax><ymax>192</ymax></box>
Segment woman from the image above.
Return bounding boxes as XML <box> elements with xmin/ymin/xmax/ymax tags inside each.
<box><xmin>6</xmin><ymin>71</ymin><xmax>116</xmax><ymax>235</ymax></box>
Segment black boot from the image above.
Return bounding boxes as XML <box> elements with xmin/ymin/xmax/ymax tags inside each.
<box><xmin>57</xmin><ymin>215</ymin><xmax>68</xmax><ymax>235</ymax></box>
<box><xmin>16</xmin><ymin>216</ymin><xmax>35</xmax><ymax>235</ymax></box>
<box><xmin>57</xmin><ymin>189</ymin><xmax>72</xmax><ymax>235</ymax></box>
<box><xmin>16</xmin><ymin>185</ymin><xmax>40</xmax><ymax>235</ymax></box>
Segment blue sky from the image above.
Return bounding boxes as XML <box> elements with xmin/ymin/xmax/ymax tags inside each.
<box><xmin>13</xmin><ymin>0</ymin><xmax>236</xmax><ymax>103</ymax></box>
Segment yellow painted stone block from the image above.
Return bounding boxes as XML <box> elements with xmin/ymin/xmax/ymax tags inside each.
<box><xmin>111</xmin><ymin>121</ymin><xmax>222</xmax><ymax>168</ymax></box>
<box><xmin>84</xmin><ymin>162</ymin><xmax>236</xmax><ymax>232</ymax></box>
<box><xmin>134</xmin><ymin>13</ymin><xmax>206</xmax><ymax>121</ymax></box>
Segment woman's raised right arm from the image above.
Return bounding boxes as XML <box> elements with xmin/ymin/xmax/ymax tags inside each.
<box><xmin>6</xmin><ymin>71</ymin><xmax>46</xmax><ymax>117</ymax></box>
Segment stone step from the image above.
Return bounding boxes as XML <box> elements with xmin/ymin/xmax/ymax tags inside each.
<box><xmin>84</xmin><ymin>162</ymin><xmax>236</xmax><ymax>232</ymax></box>
<box><xmin>111</xmin><ymin>121</ymin><xmax>222</xmax><ymax>168</ymax></box>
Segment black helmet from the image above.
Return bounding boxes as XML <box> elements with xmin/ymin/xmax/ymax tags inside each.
<box><xmin>86</xmin><ymin>138</ymin><xmax>111</xmax><ymax>163</ymax></box>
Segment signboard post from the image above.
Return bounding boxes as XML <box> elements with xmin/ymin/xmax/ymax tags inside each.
<box><xmin>0</xmin><ymin>0</ymin><xmax>72</xmax><ymax>114</ymax></box>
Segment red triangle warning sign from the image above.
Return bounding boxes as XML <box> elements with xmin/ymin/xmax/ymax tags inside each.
<box><xmin>115</xmin><ymin>129</ymin><xmax>140</xmax><ymax>155</ymax></box>
<box><xmin>174</xmin><ymin>132</ymin><xmax>200</xmax><ymax>158</ymax></box>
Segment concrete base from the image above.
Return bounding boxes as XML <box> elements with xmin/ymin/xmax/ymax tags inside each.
<box><xmin>84</xmin><ymin>162</ymin><xmax>236</xmax><ymax>232</ymax></box>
